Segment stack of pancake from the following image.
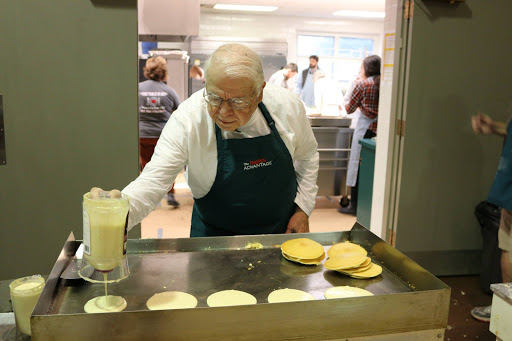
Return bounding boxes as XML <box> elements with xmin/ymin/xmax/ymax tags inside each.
<box><xmin>324</xmin><ymin>242</ymin><xmax>382</xmax><ymax>279</ymax></box>
<box><xmin>280</xmin><ymin>238</ymin><xmax>325</xmax><ymax>266</ymax></box>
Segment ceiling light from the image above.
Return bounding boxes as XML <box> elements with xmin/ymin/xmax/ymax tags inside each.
<box><xmin>213</xmin><ymin>4</ymin><xmax>278</xmax><ymax>12</ymax></box>
<box><xmin>333</xmin><ymin>10</ymin><xmax>385</xmax><ymax>18</ymax></box>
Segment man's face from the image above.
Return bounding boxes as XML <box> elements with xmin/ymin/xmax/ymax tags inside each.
<box><xmin>360</xmin><ymin>64</ymin><xmax>366</xmax><ymax>78</ymax></box>
<box><xmin>309</xmin><ymin>58</ymin><xmax>318</xmax><ymax>69</ymax></box>
<box><xmin>285</xmin><ymin>70</ymin><xmax>297</xmax><ymax>80</ymax></box>
<box><xmin>205</xmin><ymin>76</ymin><xmax>265</xmax><ymax>131</ymax></box>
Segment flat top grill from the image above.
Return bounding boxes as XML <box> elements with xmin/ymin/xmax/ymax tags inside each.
<box><xmin>56</xmin><ymin>246</ymin><xmax>412</xmax><ymax>314</ymax></box>
<box><xmin>31</xmin><ymin>224</ymin><xmax>450</xmax><ymax>341</ymax></box>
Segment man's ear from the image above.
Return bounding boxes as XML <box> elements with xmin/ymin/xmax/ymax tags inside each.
<box><xmin>258</xmin><ymin>82</ymin><xmax>266</xmax><ymax>102</ymax></box>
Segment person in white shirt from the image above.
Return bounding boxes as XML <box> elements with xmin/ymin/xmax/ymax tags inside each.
<box><xmin>268</xmin><ymin>63</ymin><xmax>298</xmax><ymax>91</ymax></box>
<box><xmin>122</xmin><ymin>44</ymin><xmax>319</xmax><ymax>237</ymax></box>
<box><xmin>313</xmin><ymin>70</ymin><xmax>344</xmax><ymax>116</ymax></box>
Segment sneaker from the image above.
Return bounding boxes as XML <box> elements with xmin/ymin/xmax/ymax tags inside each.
<box><xmin>166</xmin><ymin>193</ymin><xmax>180</xmax><ymax>207</ymax></box>
<box><xmin>470</xmin><ymin>305</ymin><xmax>491</xmax><ymax>322</ymax></box>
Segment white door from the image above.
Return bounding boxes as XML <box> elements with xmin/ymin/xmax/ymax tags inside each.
<box><xmin>379</xmin><ymin>0</ymin><xmax>511</xmax><ymax>275</ymax></box>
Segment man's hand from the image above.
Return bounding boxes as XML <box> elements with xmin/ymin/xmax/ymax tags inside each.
<box><xmin>471</xmin><ymin>112</ymin><xmax>494</xmax><ymax>135</ymax></box>
<box><xmin>472</xmin><ymin>112</ymin><xmax>507</xmax><ymax>136</ymax></box>
<box><xmin>285</xmin><ymin>206</ymin><xmax>309</xmax><ymax>234</ymax></box>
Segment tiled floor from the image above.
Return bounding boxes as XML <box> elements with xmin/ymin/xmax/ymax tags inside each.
<box><xmin>441</xmin><ymin>276</ymin><xmax>496</xmax><ymax>341</ymax></box>
<box><xmin>141</xmin><ymin>172</ymin><xmax>356</xmax><ymax>238</ymax></box>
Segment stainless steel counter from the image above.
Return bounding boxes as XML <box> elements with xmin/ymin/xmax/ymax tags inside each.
<box><xmin>30</xmin><ymin>224</ymin><xmax>450</xmax><ymax>340</ymax></box>
<box><xmin>308</xmin><ymin>116</ymin><xmax>353</xmax><ymax>196</ymax></box>
<box><xmin>308</xmin><ymin>116</ymin><xmax>352</xmax><ymax>128</ymax></box>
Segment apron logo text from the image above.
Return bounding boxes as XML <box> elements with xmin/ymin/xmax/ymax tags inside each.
<box><xmin>243</xmin><ymin>158</ymin><xmax>273</xmax><ymax>171</ymax></box>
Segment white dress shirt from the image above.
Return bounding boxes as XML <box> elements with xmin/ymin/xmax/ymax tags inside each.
<box><xmin>122</xmin><ymin>83</ymin><xmax>319</xmax><ymax>230</ymax></box>
<box><xmin>268</xmin><ymin>69</ymin><xmax>289</xmax><ymax>88</ymax></box>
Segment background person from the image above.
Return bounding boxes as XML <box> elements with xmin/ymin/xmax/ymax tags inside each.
<box><xmin>344</xmin><ymin>70</ymin><xmax>365</xmax><ymax>129</ymax></box>
<box><xmin>313</xmin><ymin>70</ymin><xmax>344</xmax><ymax>116</ymax></box>
<box><xmin>268</xmin><ymin>63</ymin><xmax>298</xmax><ymax>91</ymax></box>
<box><xmin>123</xmin><ymin>44</ymin><xmax>319</xmax><ymax>237</ymax></box>
<box><xmin>296</xmin><ymin>55</ymin><xmax>319</xmax><ymax>107</ymax></box>
<box><xmin>189</xmin><ymin>65</ymin><xmax>205</xmax><ymax>81</ymax></box>
<box><xmin>139</xmin><ymin>56</ymin><xmax>181</xmax><ymax>207</ymax></box>
<box><xmin>340</xmin><ymin>55</ymin><xmax>381</xmax><ymax>215</ymax></box>
<box><xmin>470</xmin><ymin>112</ymin><xmax>512</xmax><ymax>322</ymax></box>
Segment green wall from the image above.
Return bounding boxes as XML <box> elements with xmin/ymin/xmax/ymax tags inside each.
<box><xmin>0</xmin><ymin>0</ymin><xmax>140</xmax><ymax>280</ymax></box>
<box><xmin>394</xmin><ymin>0</ymin><xmax>511</xmax><ymax>274</ymax></box>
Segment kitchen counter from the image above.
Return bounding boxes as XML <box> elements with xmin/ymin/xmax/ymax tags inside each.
<box><xmin>308</xmin><ymin>116</ymin><xmax>353</xmax><ymax>196</ymax></box>
<box><xmin>308</xmin><ymin>116</ymin><xmax>351</xmax><ymax>128</ymax></box>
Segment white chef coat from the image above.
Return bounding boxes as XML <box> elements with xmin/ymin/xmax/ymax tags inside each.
<box><xmin>122</xmin><ymin>83</ymin><xmax>319</xmax><ymax>230</ymax></box>
<box><xmin>268</xmin><ymin>69</ymin><xmax>288</xmax><ymax>89</ymax></box>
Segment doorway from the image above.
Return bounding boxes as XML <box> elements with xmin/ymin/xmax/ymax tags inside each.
<box><xmin>136</xmin><ymin>0</ymin><xmax>398</xmax><ymax>239</ymax></box>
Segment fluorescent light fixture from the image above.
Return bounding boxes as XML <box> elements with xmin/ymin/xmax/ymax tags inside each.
<box><xmin>213</xmin><ymin>4</ymin><xmax>278</xmax><ymax>12</ymax></box>
<box><xmin>333</xmin><ymin>10</ymin><xmax>385</xmax><ymax>18</ymax></box>
<box><xmin>305</xmin><ymin>21</ymin><xmax>350</xmax><ymax>26</ymax></box>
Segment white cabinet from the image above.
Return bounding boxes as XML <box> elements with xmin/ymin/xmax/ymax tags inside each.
<box><xmin>138</xmin><ymin>0</ymin><xmax>199</xmax><ymax>41</ymax></box>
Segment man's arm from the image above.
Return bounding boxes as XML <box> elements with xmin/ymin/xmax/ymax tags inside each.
<box><xmin>122</xmin><ymin>115</ymin><xmax>188</xmax><ymax>230</ymax></box>
<box><xmin>286</xmin><ymin>205</ymin><xmax>309</xmax><ymax>234</ymax></box>
<box><xmin>345</xmin><ymin>82</ymin><xmax>363</xmax><ymax>115</ymax></box>
<box><xmin>471</xmin><ymin>112</ymin><xmax>507</xmax><ymax>137</ymax></box>
<box><xmin>296</xmin><ymin>71</ymin><xmax>304</xmax><ymax>95</ymax></box>
<box><xmin>268</xmin><ymin>71</ymin><xmax>281</xmax><ymax>86</ymax></box>
<box><xmin>285</xmin><ymin>97</ymin><xmax>320</xmax><ymax>233</ymax></box>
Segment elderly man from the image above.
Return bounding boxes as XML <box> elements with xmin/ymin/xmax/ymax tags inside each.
<box><xmin>122</xmin><ymin>44</ymin><xmax>319</xmax><ymax>237</ymax></box>
<box><xmin>268</xmin><ymin>63</ymin><xmax>298</xmax><ymax>91</ymax></box>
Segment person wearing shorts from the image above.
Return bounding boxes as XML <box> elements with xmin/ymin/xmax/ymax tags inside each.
<box><xmin>471</xmin><ymin>113</ymin><xmax>512</xmax><ymax>322</ymax></box>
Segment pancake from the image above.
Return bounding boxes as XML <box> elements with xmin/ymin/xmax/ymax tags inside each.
<box><xmin>281</xmin><ymin>238</ymin><xmax>325</xmax><ymax>259</ymax></box>
<box><xmin>282</xmin><ymin>251</ymin><xmax>325</xmax><ymax>265</ymax></box>
<box><xmin>207</xmin><ymin>290</ymin><xmax>257</xmax><ymax>307</ymax></box>
<box><xmin>324</xmin><ymin>252</ymin><xmax>367</xmax><ymax>270</ymax></box>
<box><xmin>338</xmin><ymin>263</ymin><xmax>372</xmax><ymax>274</ymax></box>
<box><xmin>146</xmin><ymin>291</ymin><xmax>198</xmax><ymax>310</ymax></box>
<box><xmin>336</xmin><ymin>258</ymin><xmax>372</xmax><ymax>273</ymax></box>
<box><xmin>349</xmin><ymin>263</ymin><xmax>383</xmax><ymax>279</ymax></box>
<box><xmin>359</xmin><ymin>257</ymin><xmax>372</xmax><ymax>267</ymax></box>
<box><xmin>327</xmin><ymin>242</ymin><xmax>367</xmax><ymax>258</ymax></box>
<box><xmin>324</xmin><ymin>286</ymin><xmax>374</xmax><ymax>299</ymax></box>
<box><xmin>84</xmin><ymin>295</ymin><xmax>127</xmax><ymax>313</ymax></box>
<box><xmin>267</xmin><ymin>288</ymin><xmax>315</xmax><ymax>303</ymax></box>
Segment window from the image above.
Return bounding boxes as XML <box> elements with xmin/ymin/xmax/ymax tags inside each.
<box><xmin>297</xmin><ymin>34</ymin><xmax>377</xmax><ymax>85</ymax></box>
<box><xmin>297</xmin><ymin>35</ymin><xmax>335</xmax><ymax>56</ymax></box>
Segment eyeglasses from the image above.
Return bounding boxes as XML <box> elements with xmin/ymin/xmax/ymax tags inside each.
<box><xmin>203</xmin><ymin>88</ymin><xmax>255</xmax><ymax>110</ymax></box>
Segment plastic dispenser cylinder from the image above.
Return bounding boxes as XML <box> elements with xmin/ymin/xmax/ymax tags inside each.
<box><xmin>9</xmin><ymin>275</ymin><xmax>45</xmax><ymax>336</ymax></box>
<box><xmin>79</xmin><ymin>192</ymin><xmax>130</xmax><ymax>283</ymax></box>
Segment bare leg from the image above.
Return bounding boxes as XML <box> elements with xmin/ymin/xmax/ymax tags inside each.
<box><xmin>499</xmin><ymin>209</ymin><xmax>512</xmax><ymax>283</ymax></box>
<box><xmin>501</xmin><ymin>251</ymin><xmax>512</xmax><ymax>283</ymax></box>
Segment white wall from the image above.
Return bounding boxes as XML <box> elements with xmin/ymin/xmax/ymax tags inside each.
<box><xmin>198</xmin><ymin>12</ymin><xmax>385</xmax><ymax>63</ymax></box>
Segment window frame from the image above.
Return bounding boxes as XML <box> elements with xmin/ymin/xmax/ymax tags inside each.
<box><xmin>296</xmin><ymin>31</ymin><xmax>380</xmax><ymax>83</ymax></box>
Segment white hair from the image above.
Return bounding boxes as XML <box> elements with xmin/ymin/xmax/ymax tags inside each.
<box><xmin>204</xmin><ymin>44</ymin><xmax>265</xmax><ymax>96</ymax></box>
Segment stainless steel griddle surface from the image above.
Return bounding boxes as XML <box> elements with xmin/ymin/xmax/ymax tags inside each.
<box><xmin>31</xmin><ymin>226</ymin><xmax>450</xmax><ymax>341</ymax></box>
<box><xmin>55</xmin><ymin>245</ymin><xmax>411</xmax><ymax>314</ymax></box>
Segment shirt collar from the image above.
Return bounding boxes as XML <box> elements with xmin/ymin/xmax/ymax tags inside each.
<box><xmin>236</xmin><ymin>105</ymin><xmax>263</xmax><ymax>132</ymax></box>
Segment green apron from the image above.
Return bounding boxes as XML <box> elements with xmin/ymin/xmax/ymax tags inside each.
<box><xmin>488</xmin><ymin>120</ymin><xmax>512</xmax><ymax>211</ymax></box>
<box><xmin>190</xmin><ymin>102</ymin><xmax>298</xmax><ymax>237</ymax></box>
